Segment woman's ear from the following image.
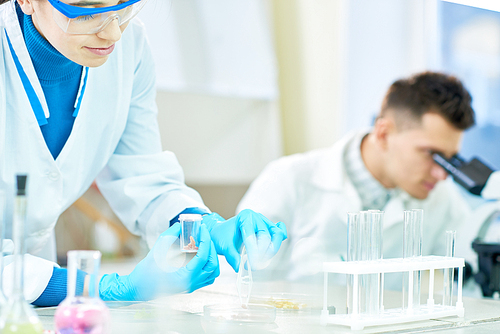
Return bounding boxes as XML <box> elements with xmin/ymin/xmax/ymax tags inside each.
<box><xmin>17</xmin><ymin>0</ymin><xmax>35</xmax><ymax>15</ymax></box>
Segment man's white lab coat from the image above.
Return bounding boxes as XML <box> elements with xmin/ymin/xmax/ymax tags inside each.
<box><xmin>237</xmin><ymin>131</ymin><xmax>499</xmax><ymax>284</ymax></box>
<box><xmin>0</xmin><ymin>2</ymin><xmax>207</xmax><ymax>301</ymax></box>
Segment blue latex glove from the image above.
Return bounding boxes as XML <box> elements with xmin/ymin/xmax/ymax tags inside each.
<box><xmin>202</xmin><ymin>209</ymin><xmax>287</xmax><ymax>272</ymax></box>
<box><xmin>99</xmin><ymin>223</ymin><xmax>219</xmax><ymax>301</ymax></box>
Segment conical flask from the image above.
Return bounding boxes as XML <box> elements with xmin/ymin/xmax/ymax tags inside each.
<box><xmin>0</xmin><ymin>175</ymin><xmax>44</xmax><ymax>333</ymax></box>
<box><xmin>54</xmin><ymin>250</ymin><xmax>111</xmax><ymax>334</ymax></box>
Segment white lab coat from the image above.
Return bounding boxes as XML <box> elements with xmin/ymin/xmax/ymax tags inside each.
<box><xmin>237</xmin><ymin>131</ymin><xmax>500</xmax><ymax>285</ymax></box>
<box><xmin>0</xmin><ymin>2</ymin><xmax>207</xmax><ymax>301</ymax></box>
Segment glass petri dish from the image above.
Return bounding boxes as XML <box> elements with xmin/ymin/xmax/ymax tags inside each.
<box><xmin>249</xmin><ymin>293</ymin><xmax>313</xmax><ymax>312</ymax></box>
<box><xmin>203</xmin><ymin>303</ymin><xmax>276</xmax><ymax>324</ymax></box>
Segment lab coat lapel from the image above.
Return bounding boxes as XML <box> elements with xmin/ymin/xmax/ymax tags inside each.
<box><xmin>3</xmin><ymin>3</ymin><xmax>50</xmax><ymax>120</ymax></box>
<box><xmin>310</xmin><ymin>132</ymin><xmax>363</xmax><ymax>225</ymax></box>
<box><xmin>53</xmin><ymin>67</ymin><xmax>93</xmax><ymax>167</ymax></box>
<box><xmin>56</xmin><ymin>32</ymin><xmax>126</xmax><ymax>169</ymax></box>
<box><xmin>56</xmin><ymin>46</ymin><xmax>126</xmax><ymax>187</ymax></box>
<box><xmin>337</xmin><ymin>181</ymin><xmax>363</xmax><ymax>226</ymax></box>
<box><xmin>311</xmin><ymin>134</ymin><xmax>351</xmax><ymax>191</ymax></box>
<box><xmin>2</xmin><ymin>3</ymin><xmax>57</xmax><ymax>170</ymax></box>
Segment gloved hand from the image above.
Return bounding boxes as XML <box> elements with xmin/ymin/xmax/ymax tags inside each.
<box><xmin>202</xmin><ymin>209</ymin><xmax>287</xmax><ymax>272</ymax></box>
<box><xmin>99</xmin><ymin>223</ymin><xmax>219</xmax><ymax>301</ymax></box>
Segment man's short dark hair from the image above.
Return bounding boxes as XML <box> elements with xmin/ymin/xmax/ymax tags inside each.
<box><xmin>380</xmin><ymin>71</ymin><xmax>475</xmax><ymax>130</ymax></box>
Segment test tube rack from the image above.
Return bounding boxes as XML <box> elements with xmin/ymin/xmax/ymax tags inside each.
<box><xmin>320</xmin><ymin>256</ymin><xmax>465</xmax><ymax>331</ymax></box>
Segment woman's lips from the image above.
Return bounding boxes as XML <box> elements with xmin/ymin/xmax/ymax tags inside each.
<box><xmin>423</xmin><ymin>181</ymin><xmax>436</xmax><ymax>191</ymax></box>
<box><xmin>85</xmin><ymin>44</ymin><xmax>115</xmax><ymax>56</ymax></box>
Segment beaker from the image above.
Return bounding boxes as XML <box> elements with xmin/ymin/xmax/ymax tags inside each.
<box><xmin>0</xmin><ymin>175</ymin><xmax>44</xmax><ymax>334</ymax></box>
<box><xmin>443</xmin><ymin>230</ymin><xmax>456</xmax><ymax>306</ymax></box>
<box><xmin>180</xmin><ymin>214</ymin><xmax>202</xmax><ymax>253</ymax></box>
<box><xmin>54</xmin><ymin>250</ymin><xmax>110</xmax><ymax>334</ymax></box>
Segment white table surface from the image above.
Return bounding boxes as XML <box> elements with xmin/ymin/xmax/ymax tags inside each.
<box><xmin>35</xmin><ymin>269</ymin><xmax>500</xmax><ymax>334</ymax></box>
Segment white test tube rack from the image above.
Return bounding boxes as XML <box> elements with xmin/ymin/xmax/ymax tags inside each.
<box><xmin>320</xmin><ymin>256</ymin><xmax>465</xmax><ymax>331</ymax></box>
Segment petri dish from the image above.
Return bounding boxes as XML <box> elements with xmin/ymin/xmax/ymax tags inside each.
<box><xmin>203</xmin><ymin>303</ymin><xmax>276</xmax><ymax>324</ymax></box>
<box><xmin>249</xmin><ymin>293</ymin><xmax>312</xmax><ymax>312</ymax></box>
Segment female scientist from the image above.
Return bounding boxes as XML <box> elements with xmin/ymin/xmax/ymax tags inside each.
<box><xmin>0</xmin><ymin>0</ymin><xmax>287</xmax><ymax>305</ymax></box>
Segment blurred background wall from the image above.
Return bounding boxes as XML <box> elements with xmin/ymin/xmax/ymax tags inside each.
<box><xmin>56</xmin><ymin>0</ymin><xmax>500</xmax><ymax>260</ymax></box>
<box><xmin>144</xmin><ymin>0</ymin><xmax>439</xmax><ymax>218</ymax></box>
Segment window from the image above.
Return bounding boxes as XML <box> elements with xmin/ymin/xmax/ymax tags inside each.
<box><xmin>440</xmin><ymin>1</ymin><xmax>500</xmax><ymax>169</ymax></box>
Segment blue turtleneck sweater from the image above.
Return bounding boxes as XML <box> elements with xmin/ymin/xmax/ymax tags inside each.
<box><xmin>17</xmin><ymin>8</ymin><xmax>85</xmax><ymax>307</ymax></box>
<box><xmin>19</xmin><ymin>8</ymin><xmax>83</xmax><ymax>160</ymax></box>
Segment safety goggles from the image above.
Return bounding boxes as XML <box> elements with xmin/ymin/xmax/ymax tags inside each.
<box><xmin>47</xmin><ymin>0</ymin><xmax>149</xmax><ymax>35</ymax></box>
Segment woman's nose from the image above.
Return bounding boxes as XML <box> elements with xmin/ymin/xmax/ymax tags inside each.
<box><xmin>96</xmin><ymin>18</ymin><xmax>122</xmax><ymax>42</ymax></box>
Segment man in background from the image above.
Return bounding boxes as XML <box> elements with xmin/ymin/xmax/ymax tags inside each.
<box><xmin>238</xmin><ymin>72</ymin><xmax>492</xmax><ymax>287</ymax></box>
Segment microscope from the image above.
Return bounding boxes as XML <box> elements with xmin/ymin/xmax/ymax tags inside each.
<box><xmin>433</xmin><ymin>153</ymin><xmax>500</xmax><ymax>297</ymax></box>
<box><xmin>432</xmin><ymin>153</ymin><xmax>494</xmax><ymax>196</ymax></box>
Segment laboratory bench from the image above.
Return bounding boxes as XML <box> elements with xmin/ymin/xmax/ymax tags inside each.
<box><xmin>35</xmin><ymin>272</ymin><xmax>500</xmax><ymax>334</ymax></box>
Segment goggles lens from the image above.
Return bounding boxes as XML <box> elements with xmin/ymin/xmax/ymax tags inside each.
<box><xmin>51</xmin><ymin>0</ymin><xmax>149</xmax><ymax>35</ymax></box>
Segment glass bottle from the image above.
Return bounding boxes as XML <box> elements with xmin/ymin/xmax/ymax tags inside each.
<box><xmin>54</xmin><ymin>250</ymin><xmax>111</xmax><ymax>334</ymax></box>
<box><xmin>0</xmin><ymin>175</ymin><xmax>44</xmax><ymax>333</ymax></box>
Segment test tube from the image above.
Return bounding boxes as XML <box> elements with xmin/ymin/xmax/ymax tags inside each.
<box><xmin>402</xmin><ymin>209</ymin><xmax>423</xmax><ymax>312</ymax></box>
<box><xmin>359</xmin><ymin>211</ymin><xmax>371</xmax><ymax>314</ymax></box>
<box><xmin>402</xmin><ymin>210</ymin><xmax>412</xmax><ymax>311</ymax></box>
<box><xmin>369</xmin><ymin>210</ymin><xmax>384</xmax><ymax>314</ymax></box>
<box><xmin>403</xmin><ymin>210</ymin><xmax>413</xmax><ymax>258</ymax></box>
<box><xmin>55</xmin><ymin>251</ymin><xmax>111</xmax><ymax>334</ymax></box>
<box><xmin>180</xmin><ymin>214</ymin><xmax>202</xmax><ymax>253</ymax></box>
<box><xmin>412</xmin><ymin>209</ymin><xmax>423</xmax><ymax>308</ymax></box>
<box><xmin>443</xmin><ymin>230</ymin><xmax>456</xmax><ymax>306</ymax></box>
<box><xmin>346</xmin><ymin>212</ymin><xmax>359</xmax><ymax>315</ymax></box>
<box><xmin>368</xmin><ymin>210</ymin><xmax>383</xmax><ymax>261</ymax></box>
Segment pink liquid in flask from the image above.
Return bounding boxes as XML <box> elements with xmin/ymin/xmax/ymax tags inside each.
<box><xmin>55</xmin><ymin>298</ymin><xmax>110</xmax><ymax>334</ymax></box>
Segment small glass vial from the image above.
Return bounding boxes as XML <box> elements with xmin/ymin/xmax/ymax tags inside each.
<box><xmin>180</xmin><ymin>214</ymin><xmax>202</xmax><ymax>253</ymax></box>
<box><xmin>54</xmin><ymin>251</ymin><xmax>110</xmax><ymax>334</ymax></box>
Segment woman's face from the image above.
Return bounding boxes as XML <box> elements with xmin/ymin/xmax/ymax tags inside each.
<box><xmin>21</xmin><ymin>0</ymin><xmax>130</xmax><ymax>67</ymax></box>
